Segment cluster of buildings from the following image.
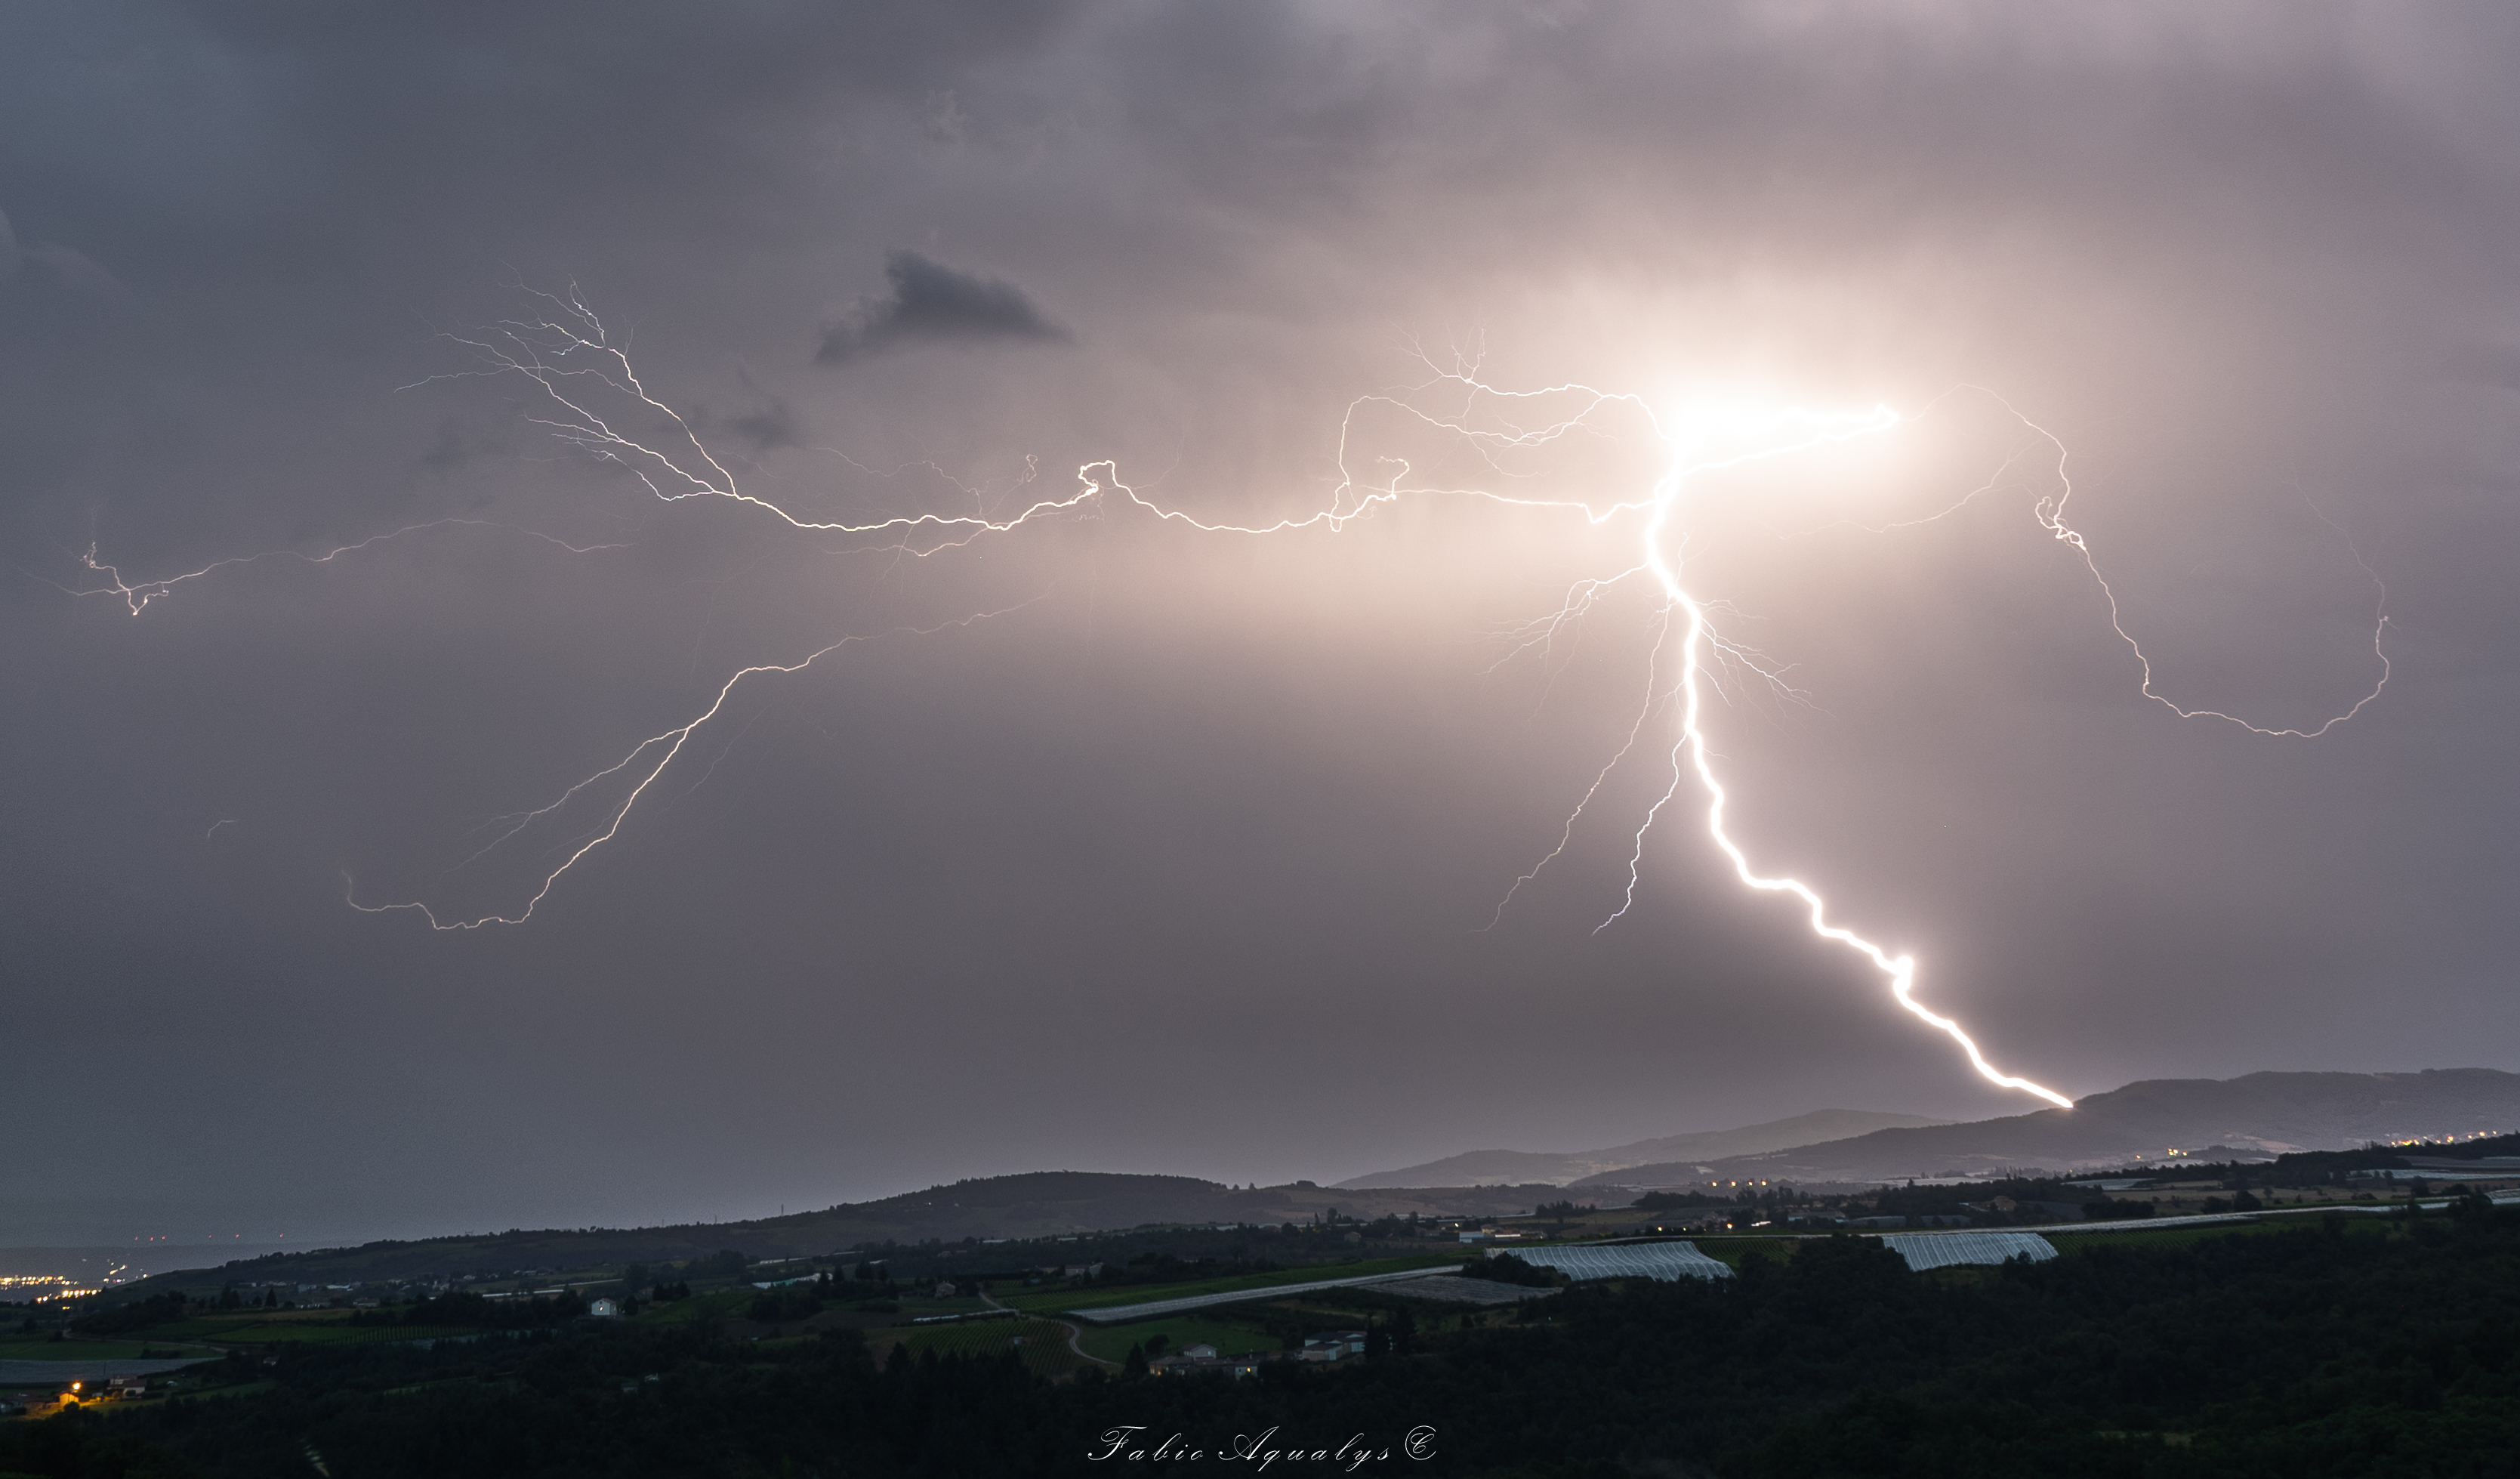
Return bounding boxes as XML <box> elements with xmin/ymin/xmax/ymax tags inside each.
<box><xmin>1145</xmin><ymin>1330</ymin><xmax>1367</xmax><ymax>1379</ymax></box>
<box><xmin>1147</xmin><ymin>1342</ymin><xmax>1266</xmax><ymax>1378</ymax></box>
<box><xmin>2</xmin><ymin>1375</ymin><xmax>162</xmax><ymax>1417</ymax></box>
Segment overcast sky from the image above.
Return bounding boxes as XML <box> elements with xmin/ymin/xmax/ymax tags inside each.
<box><xmin>5</xmin><ymin>2</ymin><xmax>2517</xmax><ymax>1247</ymax></box>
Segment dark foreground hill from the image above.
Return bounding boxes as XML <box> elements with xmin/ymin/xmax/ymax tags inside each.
<box><xmin>1576</xmin><ymin>1069</ymin><xmax>2520</xmax><ymax>1188</ymax></box>
<box><xmin>24</xmin><ymin>1201</ymin><xmax>2520</xmax><ymax>1477</ymax></box>
<box><xmin>150</xmin><ymin>1172</ymin><xmax>1559</xmax><ymax>1286</ymax></box>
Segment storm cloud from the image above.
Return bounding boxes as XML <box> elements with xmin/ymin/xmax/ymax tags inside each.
<box><xmin>3</xmin><ymin>2</ymin><xmax>2518</xmax><ymax>1249</ymax></box>
<box><xmin>816</xmin><ymin>249</ymin><xmax>1070</xmax><ymax>363</ymax></box>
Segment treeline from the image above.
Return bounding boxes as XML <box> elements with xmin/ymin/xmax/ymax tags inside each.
<box><xmin>2129</xmin><ymin>1130</ymin><xmax>2520</xmax><ymax>1188</ymax></box>
<box><xmin>69</xmin><ymin>1292</ymin><xmax>190</xmax><ymax>1337</ymax></box>
<box><xmin>1631</xmin><ymin>1189</ymin><xmax>1730</xmax><ymax>1211</ymax></box>
<box><xmin>1850</xmin><ymin>1175</ymin><xmax>2152</xmax><ymax>1225</ymax></box>
<box><xmin>689</xmin><ymin>1220</ymin><xmax>1427</xmax><ymax>1293</ymax></box>
<box><xmin>15</xmin><ymin>1200</ymin><xmax>2520</xmax><ymax>1476</ymax></box>
<box><xmin>70</xmin><ymin>1286</ymin><xmax>315</xmax><ymax>1336</ymax></box>
<box><xmin>740</xmin><ymin>1267</ymin><xmax>932</xmax><ymax>1325</ymax></box>
<box><xmin>1454</xmin><ymin>1252</ymin><xmax>1562</xmax><ymax>1287</ymax></box>
<box><xmin>2415</xmin><ymin>1128</ymin><xmax>2520</xmax><ymax>1160</ymax></box>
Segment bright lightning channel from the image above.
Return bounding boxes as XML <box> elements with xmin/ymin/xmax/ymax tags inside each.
<box><xmin>1581</xmin><ymin>405</ymin><xmax>2078</xmax><ymax>1108</ymax></box>
<box><xmin>73</xmin><ymin>288</ymin><xmax>2393</xmax><ymax>1110</ymax></box>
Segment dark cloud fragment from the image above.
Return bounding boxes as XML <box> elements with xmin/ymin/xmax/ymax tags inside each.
<box><xmin>0</xmin><ymin>206</ymin><xmax>128</xmax><ymax>304</ymax></box>
<box><xmin>816</xmin><ymin>249</ymin><xmax>1069</xmax><ymax>364</ymax></box>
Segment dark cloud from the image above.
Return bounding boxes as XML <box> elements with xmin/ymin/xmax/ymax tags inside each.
<box><xmin>0</xmin><ymin>205</ymin><xmax>126</xmax><ymax>302</ymax></box>
<box><xmin>4</xmin><ymin>1</ymin><xmax>2519</xmax><ymax>1249</ymax></box>
<box><xmin>689</xmin><ymin>369</ymin><xmax>804</xmax><ymax>457</ymax></box>
<box><xmin>816</xmin><ymin>249</ymin><xmax>1069</xmax><ymax>364</ymax></box>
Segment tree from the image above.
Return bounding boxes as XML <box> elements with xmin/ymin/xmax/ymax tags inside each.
<box><xmin>1389</xmin><ymin>1307</ymin><xmax>1417</xmax><ymax>1354</ymax></box>
<box><xmin>1459</xmin><ymin>1253</ymin><xmax>1558</xmax><ymax>1288</ymax></box>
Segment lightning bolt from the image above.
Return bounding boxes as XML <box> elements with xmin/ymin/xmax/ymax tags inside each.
<box><xmin>1640</xmin><ymin>415</ymin><xmax>2077</xmax><ymax>1108</ymax></box>
<box><xmin>50</xmin><ymin>520</ymin><xmax>628</xmax><ymax>617</ymax></box>
<box><xmin>1560</xmin><ymin>406</ymin><xmax>2077</xmax><ymax>1108</ymax></box>
<box><xmin>72</xmin><ymin>289</ymin><xmax>2392</xmax><ymax>1110</ymax></box>
<box><xmin>2019</xmin><ymin>403</ymin><xmax>2389</xmax><ymax>738</ymax></box>
<box><xmin>338</xmin><ymin>601</ymin><xmax>1045</xmax><ymax>930</ymax></box>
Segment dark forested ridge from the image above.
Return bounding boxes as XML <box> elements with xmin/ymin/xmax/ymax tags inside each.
<box><xmin>10</xmin><ymin>1200</ymin><xmax>2520</xmax><ymax>1477</ymax></box>
<box><xmin>100</xmin><ymin>1173</ymin><xmax>1563</xmax><ymax>1291</ymax></box>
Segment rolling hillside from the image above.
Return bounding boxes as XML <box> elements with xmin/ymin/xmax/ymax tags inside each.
<box><xmin>1572</xmin><ymin>1070</ymin><xmax>2520</xmax><ymax>1187</ymax></box>
<box><xmin>123</xmin><ymin>1173</ymin><xmax>1561</xmax><ymax>1286</ymax></box>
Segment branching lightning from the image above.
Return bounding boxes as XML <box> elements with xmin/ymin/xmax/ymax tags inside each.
<box><xmin>69</xmin><ymin>288</ymin><xmax>2394</xmax><ymax>1109</ymax></box>
<box><xmin>55</xmin><ymin>519</ymin><xmax>628</xmax><ymax>617</ymax></box>
<box><xmin>2021</xmin><ymin>408</ymin><xmax>2391</xmax><ymax>739</ymax></box>
<box><xmin>340</xmin><ymin>600</ymin><xmax>1044</xmax><ymax>930</ymax></box>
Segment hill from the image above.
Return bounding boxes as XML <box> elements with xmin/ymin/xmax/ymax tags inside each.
<box><xmin>1334</xmin><ymin>1109</ymin><xmax>1950</xmax><ymax>1188</ymax></box>
<box><xmin>1572</xmin><ymin>1069</ymin><xmax>2520</xmax><ymax>1188</ymax></box>
<box><xmin>131</xmin><ymin>1172</ymin><xmax>1561</xmax><ymax>1286</ymax></box>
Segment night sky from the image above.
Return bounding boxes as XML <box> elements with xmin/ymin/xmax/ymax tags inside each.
<box><xmin>6</xmin><ymin>2</ymin><xmax>2515</xmax><ymax>1248</ymax></box>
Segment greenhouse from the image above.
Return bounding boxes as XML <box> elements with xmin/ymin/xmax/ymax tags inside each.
<box><xmin>1511</xmin><ymin>1243</ymin><xmax>1736</xmax><ymax>1283</ymax></box>
<box><xmin>1877</xmin><ymin>1231</ymin><xmax>2058</xmax><ymax>1271</ymax></box>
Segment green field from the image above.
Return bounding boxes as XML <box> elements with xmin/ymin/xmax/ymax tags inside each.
<box><xmin>867</xmin><ymin>1294</ymin><xmax>993</xmax><ymax>1320</ymax></box>
<box><xmin>874</xmin><ymin>1318</ymin><xmax>1087</xmax><ymax>1377</ymax></box>
<box><xmin>2047</xmin><ymin>1216</ymin><xmax>2326</xmax><ymax>1255</ymax></box>
<box><xmin>231</xmin><ymin>1322</ymin><xmax>472</xmax><ymax>1345</ymax></box>
<box><xmin>124</xmin><ymin>1315</ymin><xmax>477</xmax><ymax>1346</ymax></box>
<box><xmin>0</xmin><ymin>1337</ymin><xmax>196</xmax><ymax>1363</ymax></box>
<box><xmin>628</xmin><ymin>1291</ymin><xmax>750</xmax><ymax>1326</ymax></box>
<box><xmin>144</xmin><ymin>1310</ymin><xmax>349</xmax><ymax>1338</ymax></box>
<box><xmin>1074</xmin><ymin>1314</ymin><xmax>1277</xmax><ymax>1363</ymax></box>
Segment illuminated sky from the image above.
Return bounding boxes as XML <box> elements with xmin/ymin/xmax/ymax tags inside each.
<box><xmin>5</xmin><ymin>2</ymin><xmax>2517</xmax><ymax>1246</ymax></box>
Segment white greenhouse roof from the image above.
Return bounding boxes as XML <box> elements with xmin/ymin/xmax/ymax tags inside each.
<box><xmin>1513</xmin><ymin>1242</ymin><xmax>1735</xmax><ymax>1283</ymax></box>
<box><xmin>1878</xmin><ymin>1231</ymin><xmax>2058</xmax><ymax>1271</ymax></box>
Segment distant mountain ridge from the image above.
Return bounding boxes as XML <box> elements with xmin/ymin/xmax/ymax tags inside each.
<box><xmin>1571</xmin><ymin>1070</ymin><xmax>2520</xmax><ymax>1188</ymax></box>
<box><xmin>97</xmin><ymin>1070</ymin><xmax>2520</xmax><ymax>1289</ymax></box>
<box><xmin>1334</xmin><ymin>1109</ymin><xmax>1951</xmax><ymax>1189</ymax></box>
<box><xmin>115</xmin><ymin>1173</ymin><xmax>1567</xmax><ymax>1287</ymax></box>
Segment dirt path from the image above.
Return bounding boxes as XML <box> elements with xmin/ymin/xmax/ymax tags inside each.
<box><xmin>982</xmin><ymin>1286</ymin><xmax>1115</xmax><ymax>1370</ymax></box>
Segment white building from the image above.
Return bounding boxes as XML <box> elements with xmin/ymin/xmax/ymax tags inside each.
<box><xmin>1298</xmin><ymin>1330</ymin><xmax>1368</xmax><ymax>1362</ymax></box>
